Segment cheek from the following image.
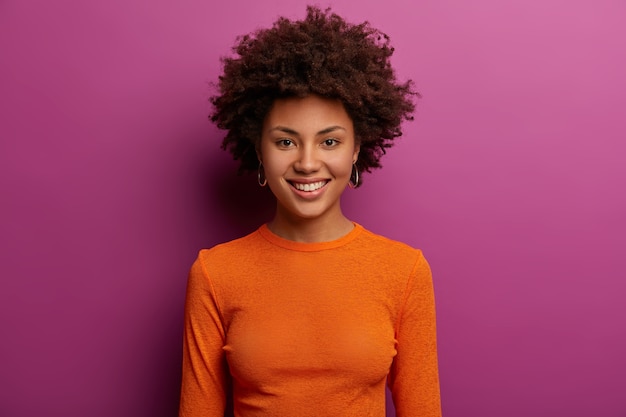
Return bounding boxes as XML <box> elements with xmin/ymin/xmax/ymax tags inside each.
<box><xmin>261</xmin><ymin>154</ymin><xmax>290</xmax><ymax>182</ymax></box>
<box><xmin>331</xmin><ymin>154</ymin><xmax>357</xmax><ymax>176</ymax></box>
<box><xmin>259</xmin><ymin>143</ymin><xmax>279</xmax><ymax>172</ymax></box>
<box><xmin>262</xmin><ymin>153</ymin><xmax>280</xmax><ymax>170</ymax></box>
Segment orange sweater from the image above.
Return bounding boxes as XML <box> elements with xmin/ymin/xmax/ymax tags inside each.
<box><xmin>180</xmin><ymin>224</ymin><xmax>441</xmax><ymax>417</ymax></box>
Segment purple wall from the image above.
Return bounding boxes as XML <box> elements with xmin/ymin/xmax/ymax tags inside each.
<box><xmin>1</xmin><ymin>1</ymin><xmax>625</xmax><ymax>416</ymax></box>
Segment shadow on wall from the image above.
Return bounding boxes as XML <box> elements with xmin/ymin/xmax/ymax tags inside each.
<box><xmin>199</xmin><ymin>149</ymin><xmax>276</xmax><ymax>243</ymax></box>
<box><xmin>147</xmin><ymin>132</ymin><xmax>276</xmax><ymax>416</ymax></box>
<box><xmin>137</xmin><ymin>309</ymin><xmax>186</xmax><ymax>417</ymax></box>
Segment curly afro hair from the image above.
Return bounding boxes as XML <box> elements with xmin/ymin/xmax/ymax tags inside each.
<box><xmin>211</xmin><ymin>6</ymin><xmax>418</xmax><ymax>178</ymax></box>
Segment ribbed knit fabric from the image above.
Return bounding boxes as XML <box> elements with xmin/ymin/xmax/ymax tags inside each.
<box><xmin>179</xmin><ymin>223</ymin><xmax>441</xmax><ymax>417</ymax></box>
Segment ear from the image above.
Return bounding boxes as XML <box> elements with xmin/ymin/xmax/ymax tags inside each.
<box><xmin>256</xmin><ymin>145</ymin><xmax>263</xmax><ymax>164</ymax></box>
<box><xmin>352</xmin><ymin>143</ymin><xmax>360</xmax><ymax>164</ymax></box>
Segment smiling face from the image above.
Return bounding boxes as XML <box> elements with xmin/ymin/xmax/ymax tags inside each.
<box><xmin>259</xmin><ymin>95</ymin><xmax>359</xmax><ymax>232</ymax></box>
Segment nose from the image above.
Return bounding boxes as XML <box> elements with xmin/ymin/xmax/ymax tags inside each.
<box><xmin>293</xmin><ymin>145</ymin><xmax>321</xmax><ymax>173</ymax></box>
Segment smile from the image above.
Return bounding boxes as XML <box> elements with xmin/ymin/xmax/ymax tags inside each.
<box><xmin>291</xmin><ymin>181</ymin><xmax>328</xmax><ymax>192</ymax></box>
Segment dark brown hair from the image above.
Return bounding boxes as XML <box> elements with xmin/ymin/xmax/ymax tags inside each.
<box><xmin>211</xmin><ymin>6</ymin><xmax>418</xmax><ymax>176</ymax></box>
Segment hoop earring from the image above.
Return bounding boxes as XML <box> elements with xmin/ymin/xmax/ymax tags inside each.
<box><xmin>348</xmin><ymin>163</ymin><xmax>360</xmax><ymax>189</ymax></box>
<box><xmin>257</xmin><ymin>162</ymin><xmax>267</xmax><ymax>187</ymax></box>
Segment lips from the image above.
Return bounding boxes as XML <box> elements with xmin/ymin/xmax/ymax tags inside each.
<box><xmin>289</xmin><ymin>180</ymin><xmax>328</xmax><ymax>192</ymax></box>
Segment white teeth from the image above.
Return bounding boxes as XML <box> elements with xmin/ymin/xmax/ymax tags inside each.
<box><xmin>293</xmin><ymin>181</ymin><xmax>326</xmax><ymax>192</ymax></box>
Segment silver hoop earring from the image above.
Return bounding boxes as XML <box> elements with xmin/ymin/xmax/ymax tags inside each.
<box><xmin>257</xmin><ymin>162</ymin><xmax>267</xmax><ymax>187</ymax></box>
<box><xmin>348</xmin><ymin>163</ymin><xmax>360</xmax><ymax>189</ymax></box>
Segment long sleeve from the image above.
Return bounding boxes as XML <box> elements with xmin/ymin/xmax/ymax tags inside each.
<box><xmin>388</xmin><ymin>253</ymin><xmax>442</xmax><ymax>417</ymax></box>
<box><xmin>179</xmin><ymin>225</ymin><xmax>440</xmax><ymax>416</ymax></box>
<box><xmin>179</xmin><ymin>254</ymin><xmax>229</xmax><ymax>417</ymax></box>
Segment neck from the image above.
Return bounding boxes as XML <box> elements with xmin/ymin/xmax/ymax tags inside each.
<box><xmin>268</xmin><ymin>208</ymin><xmax>354</xmax><ymax>243</ymax></box>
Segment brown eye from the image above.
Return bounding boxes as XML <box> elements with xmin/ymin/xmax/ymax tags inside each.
<box><xmin>278</xmin><ymin>139</ymin><xmax>294</xmax><ymax>147</ymax></box>
<box><xmin>323</xmin><ymin>138</ymin><xmax>338</xmax><ymax>147</ymax></box>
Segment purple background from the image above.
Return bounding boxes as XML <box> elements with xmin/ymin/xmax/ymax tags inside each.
<box><xmin>1</xmin><ymin>1</ymin><xmax>625</xmax><ymax>416</ymax></box>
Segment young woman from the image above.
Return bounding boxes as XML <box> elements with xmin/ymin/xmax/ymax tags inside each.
<box><xmin>180</xmin><ymin>7</ymin><xmax>441</xmax><ymax>417</ymax></box>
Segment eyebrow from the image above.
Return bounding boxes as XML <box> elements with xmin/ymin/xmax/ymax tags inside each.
<box><xmin>268</xmin><ymin>125</ymin><xmax>347</xmax><ymax>136</ymax></box>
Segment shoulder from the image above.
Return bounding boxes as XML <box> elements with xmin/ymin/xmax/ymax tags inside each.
<box><xmin>349</xmin><ymin>225</ymin><xmax>431</xmax><ymax>287</ymax></box>
<box><xmin>197</xmin><ymin>227</ymin><xmax>264</xmax><ymax>260</ymax></box>
<box><xmin>187</xmin><ymin>229</ymin><xmax>267</xmax><ymax>297</ymax></box>
<box><xmin>355</xmin><ymin>225</ymin><xmax>426</xmax><ymax>263</ymax></box>
<box><xmin>190</xmin><ymin>227</ymin><xmax>268</xmax><ymax>280</ymax></box>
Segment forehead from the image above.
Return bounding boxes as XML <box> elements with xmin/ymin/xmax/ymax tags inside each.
<box><xmin>263</xmin><ymin>95</ymin><xmax>354</xmax><ymax>132</ymax></box>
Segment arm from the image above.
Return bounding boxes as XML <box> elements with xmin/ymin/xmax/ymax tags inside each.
<box><xmin>179</xmin><ymin>254</ymin><xmax>229</xmax><ymax>417</ymax></box>
<box><xmin>388</xmin><ymin>253</ymin><xmax>442</xmax><ymax>417</ymax></box>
